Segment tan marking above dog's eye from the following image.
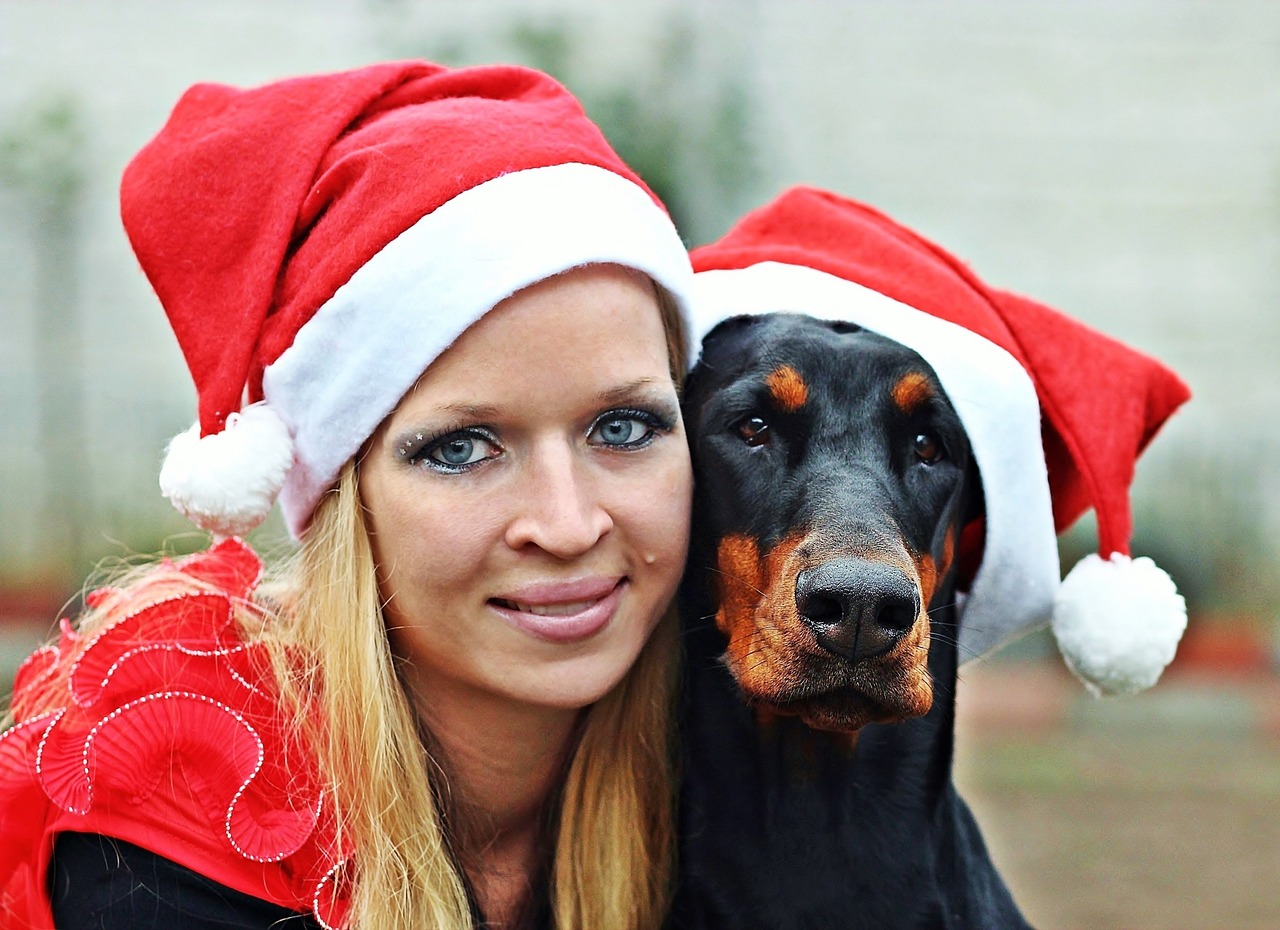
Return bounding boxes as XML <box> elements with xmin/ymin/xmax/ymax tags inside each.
<box><xmin>765</xmin><ymin>365</ymin><xmax>809</xmax><ymax>412</ymax></box>
<box><xmin>736</xmin><ymin>415</ymin><xmax>770</xmax><ymax>446</ymax></box>
<box><xmin>892</xmin><ymin>372</ymin><xmax>935</xmax><ymax>414</ymax></box>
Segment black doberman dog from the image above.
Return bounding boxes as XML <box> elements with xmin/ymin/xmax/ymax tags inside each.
<box><xmin>670</xmin><ymin>313</ymin><xmax>1032</xmax><ymax>929</ymax></box>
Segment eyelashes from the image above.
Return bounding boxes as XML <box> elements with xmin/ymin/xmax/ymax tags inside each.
<box><xmin>394</xmin><ymin>404</ymin><xmax>678</xmax><ymax>475</ymax></box>
<box><xmin>395</xmin><ymin>425</ymin><xmax>500</xmax><ymax>474</ymax></box>
<box><xmin>588</xmin><ymin>407</ymin><xmax>675</xmax><ymax>450</ymax></box>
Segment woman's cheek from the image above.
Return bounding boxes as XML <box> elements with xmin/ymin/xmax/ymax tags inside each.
<box><xmin>645</xmin><ymin>456</ymin><xmax>693</xmax><ymax>580</ymax></box>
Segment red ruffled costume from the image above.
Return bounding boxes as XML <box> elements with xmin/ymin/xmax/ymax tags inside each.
<box><xmin>0</xmin><ymin>539</ymin><xmax>353</xmax><ymax>929</ymax></box>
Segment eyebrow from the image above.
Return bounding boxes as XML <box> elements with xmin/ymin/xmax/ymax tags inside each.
<box><xmin>429</xmin><ymin>402</ymin><xmax>504</xmax><ymax>421</ymax></box>
<box><xmin>595</xmin><ymin>378</ymin><xmax>674</xmax><ymax>406</ymax></box>
<box><xmin>424</xmin><ymin>378</ymin><xmax>674</xmax><ymax>422</ymax></box>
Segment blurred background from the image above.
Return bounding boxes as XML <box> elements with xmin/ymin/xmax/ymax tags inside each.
<box><xmin>1</xmin><ymin>2</ymin><xmax>1276</xmax><ymax>926</ymax></box>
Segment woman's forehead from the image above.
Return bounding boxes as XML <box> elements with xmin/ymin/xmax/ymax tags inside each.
<box><xmin>387</xmin><ymin>267</ymin><xmax>673</xmax><ymax>419</ymax></box>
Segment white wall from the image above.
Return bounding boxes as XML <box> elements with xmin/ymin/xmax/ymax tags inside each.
<box><xmin>1</xmin><ymin>0</ymin><xmax>1274</xmax><ymax>599</ymax></box>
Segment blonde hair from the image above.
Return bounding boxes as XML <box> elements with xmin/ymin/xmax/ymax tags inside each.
<box><xmin>6</xmin><ymin>278</ymin><xmax>688</xmax><ymax>929</ymax></box>
<box><xmin>268</xmin><ymin>467</ymin><xmax>470</xmax><ymax>925</ymax></box>
<box><xmin>261</xmin><ymin>463</ymin><xmax>679</xmax><ymax>929</ymax></box>
<box><xmin>267</xmin><ymin>283</ymin><xmax>689</xmax><ymax>928</ymax></box>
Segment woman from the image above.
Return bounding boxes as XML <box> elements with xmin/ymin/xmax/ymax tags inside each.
<box><xmin>0</xmin><ymin>61</ymin><xmax>694</xmax><ymax>930</ymax></box>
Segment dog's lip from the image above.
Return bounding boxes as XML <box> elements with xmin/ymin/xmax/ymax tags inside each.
<box><xmin>732</xmin><ymin>659</ymin><xmax>857</xmax><ymax>705</ymax></box>
<box><xmin>751</xmin><ymin>679</ymin><xmax>903</xmax><ymax>727</ymax></box>
<box><xmin>744</xmin><ymin>679</ymin><xmax>861</xmax><ymax>707</ymax></box>
<box><xmin>742</xmin><ymin>649</ymin><xmax>932</xmax><ymax>724</ymax></box>
<box><xmin>734</xmin><ymin>650</ymin><xmax>907</xmax><ymax>704</ymax></box>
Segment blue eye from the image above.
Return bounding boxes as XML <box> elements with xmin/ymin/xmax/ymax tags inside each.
<box><xmin>431</xmin><ymin>436</ymin><xmax>486</xmax><ymax>466</ymax></box>
<box><xmin>594</xmin><ymin>417</ymin><xmax>648</xmax><ymax>446</ymax></box>
<box><xmin>399</xmin><ymin>428</ymin><xmax>500</xmax><ymax>473</ymax></box>
<box><xmin>589</xmin><ymin>408</ymin><xmax>670</xmax><ymax>449</ymax></box>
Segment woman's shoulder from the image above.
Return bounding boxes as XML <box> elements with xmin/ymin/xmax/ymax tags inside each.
<box><xmin>0</xmin><ymin>538</ymin><xmax>353</xmax><ymax>930</ymax></box>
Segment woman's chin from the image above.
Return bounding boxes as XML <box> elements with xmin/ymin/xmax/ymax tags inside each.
<box><xmin>514</xmin><ymin>657</ymin><xmax>637</xmax><ymax>711</ymax></box>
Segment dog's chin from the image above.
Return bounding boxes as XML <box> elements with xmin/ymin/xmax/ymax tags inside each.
<box><xmin>763</xmin><ymin>685</ymin><xmax>931</xmax><ymax>733</ymax></box>
<box><xmin>736</xmin><ymin>655</ymin><xmax>935</xmax><ymax>734</ymax></box>
<box><xmin>772</xmin><ymin>693</ymin><xmax>883</xmax><ymax>733</ymax></box>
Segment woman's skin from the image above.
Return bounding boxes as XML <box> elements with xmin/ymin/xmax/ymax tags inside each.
<box><xmin>360</xmin><ymin>263</ymin><xmax>693</xmax><ymax>925</ymax></box>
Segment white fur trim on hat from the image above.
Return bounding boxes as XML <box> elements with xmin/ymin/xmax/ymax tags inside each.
<box><xmin>159</xmin><ymin>401</ymin><xmax>294</xmax><ymax>538</ymax></box>
<box><xmin>264</xmin><ymin>162</ymin><xmax>693</xmax><ymax>538</ymax></box>
<box><xmin>690</xmin><ymin>262</ymin><xmax>1061</xmax><ymax>661</ymax></box>
<box><xmin>1053</xmin><ymin>553</ymin><xmax>1187</xmax><ymax>696</ymax></box>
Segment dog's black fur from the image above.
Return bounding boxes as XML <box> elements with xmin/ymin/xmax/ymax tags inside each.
<box><xmin>670</xmin><ymin>313</ymin><xmax>1031</xmax><ymax>929</ymax></box>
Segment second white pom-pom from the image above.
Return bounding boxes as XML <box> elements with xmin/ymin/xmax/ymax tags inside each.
<box><xmin>1051</xmin><ymin>552</ymin><xmax>1187</xmax><ymax>697</ymax></box>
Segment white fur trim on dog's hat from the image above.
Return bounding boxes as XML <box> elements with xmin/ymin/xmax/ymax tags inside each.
<box><xmin>688</xmin><ymin>186</ymin><xmax>1190</xmax><ymax>695</ymax></box>
<box><xmin>691</xmin><ymin>262</ymin><xmax>1061</xmax><ymax>661</ymax></box>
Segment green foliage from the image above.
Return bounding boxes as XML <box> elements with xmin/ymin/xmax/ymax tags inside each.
<box><xmin>387</xmin><ymin>12</ymin><xmax>758</xmax><ymax>245</ymax></box>
<box><xmin>0</xmin><ymin>92</ymin><xmax>86</xmax><ymax>198</ymax></box>
<box><xmin>1059</xmin><ymin>452</ymin><xmax>1280</xmax><ymax>626</ymax></box>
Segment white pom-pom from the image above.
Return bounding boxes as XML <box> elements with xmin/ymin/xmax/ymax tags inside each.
<box><xmin>1052</xmin><ymin>553</ymin><xmax>1187</xmax><ymax>697</ymax></box>
<box><xmin>159</xmin><ymin>402</ymin><xmax>294</xmax><ymax>538</ymax></box>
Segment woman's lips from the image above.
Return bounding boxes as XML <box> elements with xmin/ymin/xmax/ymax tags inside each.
<box><xmin>489</xmin><ymin>577</ymin><xmax>625</xmax><ymax>643</ymax></box>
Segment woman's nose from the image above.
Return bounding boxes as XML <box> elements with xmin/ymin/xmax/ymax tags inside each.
<box><xmin>503</xmin><ymin>444</ymin><xmax>613</xmax><ymax>557</ymax></box>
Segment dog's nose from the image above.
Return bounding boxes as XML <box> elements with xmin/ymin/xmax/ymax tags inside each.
<box><xmin>794</xmin><ymin>558</ymin><xmax>919</xmax><ymax>662</ymax></box>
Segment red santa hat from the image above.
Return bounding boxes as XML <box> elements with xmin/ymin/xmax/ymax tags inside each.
<box><xmin>121</xmin><ymin>60</ymin><xmax>693</xmax><ymax>539</ymax></box>
<box><xmin>690</xmin><ymin>186</ymin><xmax>1191</xmax><ymax>696</ymax></box>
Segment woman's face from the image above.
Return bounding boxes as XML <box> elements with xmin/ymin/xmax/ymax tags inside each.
<box><xmin>360</xmin><ymin>264</ymin><xmax>692</xmax><ymax>717</ymax></box>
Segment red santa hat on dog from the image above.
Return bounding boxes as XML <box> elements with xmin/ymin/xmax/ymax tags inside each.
<box><xmin>690</xmin><ymin>186</ymin><xmax>1190</xmax><ymax>696</ymax></box>
<box><xmin>121</xmin><ymin>61</ymin><xmax>692</xmax><ymax>539</ymax></box>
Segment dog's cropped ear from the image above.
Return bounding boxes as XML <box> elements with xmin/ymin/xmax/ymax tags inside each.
<box><xmin>686</xmin><ymin>315</ymin><xmax>769</xmax><ymax>408</ymax></box>
<box><xmin>953</xmin><ymin>458</ymin><xmax>986</xmax><ymax>593</ymax></box>
<box><xmin>694</xmin><ymin>314</ymin><xmax>768</xmax><ymax>372</ymax></box>
<box><xmin>962</xmin><ymin>452</ymin><xmax>984</xmax><ymax>525</ymax></box>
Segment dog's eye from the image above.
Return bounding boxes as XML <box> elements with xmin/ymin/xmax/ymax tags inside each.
<box><xmin>736</xmin><ymin>416</ymin><xmax>771</xmax><ymax>447</ymax></box>
<box><xmin>914</xmin><ymin>432</ymin><xmax>944</xmax><ymax>464</ymax></box>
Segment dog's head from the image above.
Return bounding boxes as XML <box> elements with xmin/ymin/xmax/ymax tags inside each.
<box><xmin>683</xmin><ymin>313</ymin><xmax>979</xmax><ymax>733</ymax></box>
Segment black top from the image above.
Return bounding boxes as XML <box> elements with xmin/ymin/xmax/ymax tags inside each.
<box><xmin>49</xmin><ymin>832</ymin><xmax>322</xmax><ymax>929</ymax></box>
<box><xmin>50</xmin><ymin>832</ymin><xmax>555</xmax><ymax>929</ymax></box>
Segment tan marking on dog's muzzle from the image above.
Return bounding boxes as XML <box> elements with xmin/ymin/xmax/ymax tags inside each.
<box><xmin>714</xmin><ymin>533</ymin><xmax>764</xmax><ymax>641</ymax></box>
<box><xmin>912</xmin><ymin>519</ymin><xmax>957</xmax><ymax>612</ymax></box>
<box><xmin>714</xmin><ymin>533</ymin><xmax>809</xmax><ymax>686</ymax></box>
